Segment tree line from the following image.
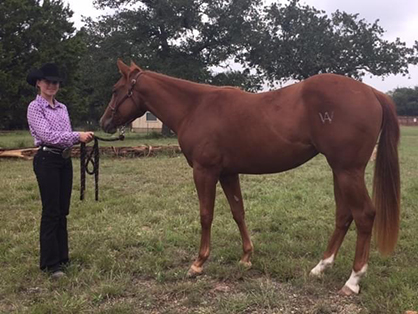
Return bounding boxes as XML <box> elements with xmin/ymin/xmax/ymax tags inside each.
<box><xmin>1</xmin><ymin>0</ymin><xmax>418</xmax><ymax>130</ymax></box>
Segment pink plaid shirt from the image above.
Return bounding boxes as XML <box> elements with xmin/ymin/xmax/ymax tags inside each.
<box><xmin>27</xmin><ymin>95</ymin><xmax>80</xmax><ymax>148</ymax></box>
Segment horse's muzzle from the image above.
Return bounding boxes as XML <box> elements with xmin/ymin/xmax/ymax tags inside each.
<box><xmin>100</xmin><ymin>117</ymin><xmax>117</xmax><ymax>134</ymax></box>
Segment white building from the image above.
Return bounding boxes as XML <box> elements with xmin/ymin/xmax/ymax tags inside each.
<box><xmin>131</xmin><ymin>112</ymin><xmax>163</xmax><ymax>133</ymax></box>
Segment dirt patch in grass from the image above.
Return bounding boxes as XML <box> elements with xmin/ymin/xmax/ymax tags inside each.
<box><xmin>101</xmin><ymin>276</ymin><xmax>365</xmax><ymax>314</ymax></box>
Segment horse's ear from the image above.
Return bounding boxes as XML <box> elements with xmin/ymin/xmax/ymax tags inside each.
<box><xmin>117</xmin><ymin>59</ymin><xmax>130</xmax><ymax>77</ymax></box>
<box><xmin>130</xmin><ymin>61</ymin><xmax>142</xmax><ymax>72</ymax></box>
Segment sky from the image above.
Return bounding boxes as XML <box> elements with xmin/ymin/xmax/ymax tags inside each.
<box><xmin>64</xmin><ymin>0</ymin><xmax>418</xmax><ymax>92</ymax></box>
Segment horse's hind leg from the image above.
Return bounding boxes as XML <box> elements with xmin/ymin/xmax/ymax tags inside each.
<box><xmin>187</xmin><ymin>165</ymin><xmax>219</xmax><ymax>277</ymax></box>
<box><xmin>339</xmin><ymin>170</ymin><xmax>375</xmax><ymax>295</ymax></box>
<box><xmin>220</xmin><ymin>174</ymin><xmax>253</xmax><ymax>266</ymax></box>
<box><xmin>313</xmin><ymin>168</ymin><xmax>375</xmax><ymax>295</ymax></box>
<box><xmin>310</xmin><ymin>171</ymin><xmax>353</xmax><ymax>276</ymax></box>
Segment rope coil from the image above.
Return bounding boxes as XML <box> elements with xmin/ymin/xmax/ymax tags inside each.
<box><xmin>80</xmin><ymin>134</ymin><xmax>124</xmax><ymax>201</ymax></box>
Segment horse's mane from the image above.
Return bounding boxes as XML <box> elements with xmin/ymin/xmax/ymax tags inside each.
<box><xmin>144</xmin><ymin>70</ymin><xmax>244</xmax><ymax>93</ymax></box>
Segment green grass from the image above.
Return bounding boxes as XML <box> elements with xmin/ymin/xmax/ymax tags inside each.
<box><xmin>0</xmin><ymin>127</ymin><xmax>417</xmax><ymax>313</ymax></box>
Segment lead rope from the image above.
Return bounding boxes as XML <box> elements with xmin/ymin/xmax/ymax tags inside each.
<box><xmin>80</xmin><ymin>131</ymin><xmax>125</xmax><ymax>201</ymax></box>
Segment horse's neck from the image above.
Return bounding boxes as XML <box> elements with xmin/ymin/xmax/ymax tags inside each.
<box><xmin>139</xmin><ymin>72</ymin><xmax>206</xmax><ymax>133</ymax></box>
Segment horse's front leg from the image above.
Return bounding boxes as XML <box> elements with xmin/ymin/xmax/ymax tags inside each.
<box><xmin>187</xmin><ymin>165</ymin><xmax>219</xmax><ymax>277</ymax></box>
<box><xmin>220</xmin><ymin>174</ymin><xmax>253</xmax><ymax>267</ymax></box>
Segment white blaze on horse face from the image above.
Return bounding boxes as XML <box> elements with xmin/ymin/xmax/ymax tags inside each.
<box><xmin>344</xmin><ymin>264</ymin><xmax>368</xmax><ymax>294</ymax></box>
<box><xmin>310</xmin><ymin>254</ymin><xmax>335</xmax><ymax>276</ymax></box>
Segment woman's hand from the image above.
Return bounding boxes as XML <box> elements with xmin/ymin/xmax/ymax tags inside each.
<box><xmin>79</xmin><ymin>132</ymin><xmax>95</xmax><ymax>143</ymax></box>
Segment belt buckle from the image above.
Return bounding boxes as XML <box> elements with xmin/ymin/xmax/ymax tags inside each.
<box><xmin>61</xmin><ymin>148</ymin><xmax>71</xmax><ymax>159</ymax></box>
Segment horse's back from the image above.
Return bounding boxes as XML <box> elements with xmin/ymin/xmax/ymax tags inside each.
<box><xmin>180</xmin><ymin>74</ymin><xmax>384</xmax><ymax>174</ymax></box>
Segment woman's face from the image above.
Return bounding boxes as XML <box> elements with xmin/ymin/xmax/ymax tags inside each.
<box><xmin>37</xmin><ymin>79</ymin><xmax>60</xmax><ymax>98</ymax></box>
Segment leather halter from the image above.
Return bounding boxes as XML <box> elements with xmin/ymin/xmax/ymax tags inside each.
<box><xmin>109</xmin><ymin>71</ymin><xmax>143</xmax><ymax>118</ymax></box>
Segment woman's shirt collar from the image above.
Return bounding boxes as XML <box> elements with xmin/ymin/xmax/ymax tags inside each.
<box><xmin>35</xmin><ymin>94</ymin><xmax>62</xmax><ymax>108</ymax></box>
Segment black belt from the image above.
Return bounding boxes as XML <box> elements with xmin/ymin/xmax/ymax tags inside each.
<box><xmin>40</xmin><ymin>146</ymin><xmax>72</xmax><ymax>159</ymax></box>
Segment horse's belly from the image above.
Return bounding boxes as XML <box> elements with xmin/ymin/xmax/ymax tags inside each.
<box><xmin>224</xmin><ymin>143</ymin><xmax>318</xmax><ymax>175</ymax></box>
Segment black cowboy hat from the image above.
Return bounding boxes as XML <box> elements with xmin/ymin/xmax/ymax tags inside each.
<box><xmin>26</xmin><ymin>63</ymin><xmax>64</xmax><ymax>87</ymax></box>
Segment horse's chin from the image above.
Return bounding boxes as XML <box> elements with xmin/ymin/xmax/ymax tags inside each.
<box><xmin>102</xmin><ymin>123</ymin><xmax>117</xmax><ymax>134</ymax></box>
<box><xmin>100</xmin><ymin>117</ymin><xmax>118</xmax><ymax>134</ymax></box>
<box><xmin>105</xmin><ymin>126</ymin><xmax>117</xmax><ymax>134</ymax></box>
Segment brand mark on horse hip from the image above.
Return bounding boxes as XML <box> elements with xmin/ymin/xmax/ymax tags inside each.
<box><xmin>319</xmin><ymin>111</ymin><xmax>334</xmax><ymax>124</ymax></box>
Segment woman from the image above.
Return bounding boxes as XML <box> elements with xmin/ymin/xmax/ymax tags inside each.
<box><xmin>26</xmin><ymin>63</ymin><xmax>94</xmax><ymax>279</ymax></box>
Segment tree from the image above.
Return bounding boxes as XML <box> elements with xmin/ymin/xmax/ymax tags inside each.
<box><xmin>0</xmin><ymin>0</ymin><xmax>86</xmax><ymax>129</ymax></box>
<box><xmin>79</xmin><ymin>0</ymin><xmax>418</xmax><ymax>133</ymax></box>
<box><xmin>90</xmin><ymin>0</ymin><xmax>262</xmax><ymax>79</ymax></box>
<box><xmin>78</xmin><ymin>0</ymin><xmax>264</xmax><ymax>132</ymax></box>
<box><xmin>238</xmin><ymin>0</ymin><xmax>418</xmax><ymax>85</ymax></box>
<box><xmin>389</xmin><ymin>87</ymin><xmax>418</xmax><ymax>116</ymax></box>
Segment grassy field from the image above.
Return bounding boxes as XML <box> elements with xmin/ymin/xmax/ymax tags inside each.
<box><xmin>0</xmin><ymin>128</ymin><xmax>417</xmax><ymax>313</ymax></box>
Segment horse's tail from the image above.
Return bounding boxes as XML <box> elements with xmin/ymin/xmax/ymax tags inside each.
<box><xmin>372</xmin><ymin>89</ymin><xmax>401</xmax><ymax>256</ymax></box>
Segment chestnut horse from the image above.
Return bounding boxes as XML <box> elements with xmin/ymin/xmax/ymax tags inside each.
<box><xmin>100</xmin><ymin>60</ymin><xmax>400</xmax><ymax>295</ymax></box>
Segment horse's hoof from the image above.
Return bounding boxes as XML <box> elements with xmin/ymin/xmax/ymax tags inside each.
<box><xmin>187</xmin><ymin>264</ymin><xmax>203</xmax><ymax>278</ymax></box>
<box><xmin>338</xmin><ymin>285</ymin><xmax>358</xmax><ymax>296</ymax></box>
<box><xmin>239</xmin><ymin>260</ymin><xmax>252</xmax><ymax>269</ymax></box>
<box><xmin>309</xmin><ymin>269</ymin><xmax>324</xmax><ymax>277</ymax></box>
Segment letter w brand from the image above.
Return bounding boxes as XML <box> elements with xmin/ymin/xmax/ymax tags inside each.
<box><xmin>319</xmin><ymin>112</ymin><xmax>334</xmax><ymax>124</ymax></box>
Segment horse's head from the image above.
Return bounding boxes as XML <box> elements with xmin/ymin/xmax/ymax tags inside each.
<box><xmin>100</xmin><ymin>59</ymin><xmax>147</xmax><ymax>134</ymax></box>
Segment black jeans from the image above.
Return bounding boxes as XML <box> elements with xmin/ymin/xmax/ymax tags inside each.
<box><xmin>33</xmin><ymin>150</ymin><xmax>73</xmax><ymax>272</ymax></box>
